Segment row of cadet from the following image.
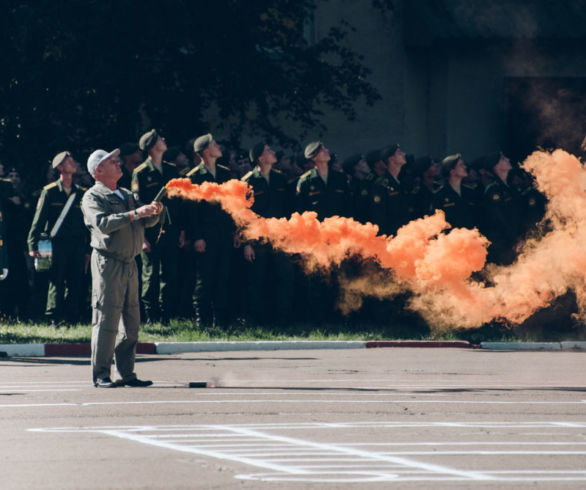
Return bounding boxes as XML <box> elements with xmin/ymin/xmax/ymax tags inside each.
<box><xmin>0</xmin><ymin>130</ymin><xmax>546</xmax><ymax>327</ymax></box>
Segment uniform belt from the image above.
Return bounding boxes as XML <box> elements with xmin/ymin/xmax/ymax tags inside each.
<box><xmin>94</xmin><ymin>248</ymin><xmax>135</xmax><ymax>264</ymax></box>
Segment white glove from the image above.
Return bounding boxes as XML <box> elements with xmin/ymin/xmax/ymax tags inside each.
<box><xmin>0</xmin><ymin>268</ymin><xmax>8</xmax><ymax>281</ymax></box>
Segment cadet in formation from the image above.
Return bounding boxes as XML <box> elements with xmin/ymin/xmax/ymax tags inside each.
<box><xmin>296</xmin><ymin>141</ymin><xmax>352</xmax><ymax>322</ymax></box>
<box><xmin>241</xmin><ymin>142</ymin><xmax>294</xmax><ymax>325</ymax></box>
<box><xmin>432</xmin><ymin>154</ymin><xmax>481</xmax><ymax>230</ymax></box>
<box><xmin>185</xmin><ymin>133</ymin><xmax>236</xmax><ymax>327</ymax></box>
<box><xmin>132</xmin><ymin>129</ymin><xmax>181</xmax><ymax>323</ymax></box>
<box><xmin>369</xmin><ymin>144</ymin><xmax>409</xmax><ymax>236</ymax></box>
<box><xmin>27</xmin><ymin>151</ymin><xmax>89</xmax><ymax>326</ymax></box>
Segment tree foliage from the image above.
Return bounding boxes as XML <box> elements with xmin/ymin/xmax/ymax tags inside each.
<box><xmin>0</xmin><ymin>0</ymin><xmax>381</xmax><ymax>183</ymax></box>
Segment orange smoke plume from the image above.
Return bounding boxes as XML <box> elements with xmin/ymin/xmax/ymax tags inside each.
<box><xmin>165</xmin><ymin>149</ymin><xmax>586</xmax><ymax>329</ymax></box>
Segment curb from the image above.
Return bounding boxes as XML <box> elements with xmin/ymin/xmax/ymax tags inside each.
<box><xmin>480</xmin><ymin>341</ymin><xmax>586</xmax><ymax>351</ymax></box>
<box><xmin>366</xmin><ymin>340</ymin><xmax>473</xmax><ymax>349</ymax></box>
<box><xmin>155</xmin><ymin>340</ymin><xmax>366</xmax><ymax>354</ymax></box>
<box><xmin>1</xmin><ymin>341</ymin><xmax>584</xmax><ymax>357</ymax></box>
<box><xmin>0</xmin><ymin>342</ymin><xmax>156</xmax><ymax>357</ymax></box>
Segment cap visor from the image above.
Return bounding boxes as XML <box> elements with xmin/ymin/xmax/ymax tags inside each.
<box><xmin>99</xmin><ymin>148</ymin><xmax>120</xmax><ymax>165</ymax></box>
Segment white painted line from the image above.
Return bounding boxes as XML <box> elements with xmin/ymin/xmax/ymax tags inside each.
<box><xmin>5</xmin><ymin>403</ymin><xmax>79</xmax><ymax>408</ymax></box>
<box><xmin>0</xmin><ymin>381</ymin><xmax>87</xmax><ymax>385</ymax></box>
<box><xmin>155</xmin><ymin>341</ymin><xmax>366</xmax><ymax>354</ymax></box>
<box><xmin>103</xmin><ymin>429</ymin><xmax>312</xmax><ymax>475</ymax></box>
<box><xmin>220</xmin><ymin>425</ymin><xmax>494</xmax><ymax>481</ymax></box>
<box><xmin>33</xmin><ymin>421</ymin><xmax>586</xmax><ymax>431</ymax></box>
<box><xmin>0</xmin><ymin>389</ymin><xmax>80</xmax><ymax>393</ymax></box>
<box><xmin>29</xmin><ymin>421</ymin><xmax>586</xmax><ymax>483</ymax></box>
<box><xmin>342</xmin><ymin>441</ymin><xmax>586</xmax><ymax>446</ymax></box>
<box><xmin>4</xmin><ymin>398</ymin><xmax>585</xmax><ymax>409</ymax></box>
<box><xmin>375</xmin><ymin>450</ymin><xmax>586</xmax><ymax>455</ymax></box>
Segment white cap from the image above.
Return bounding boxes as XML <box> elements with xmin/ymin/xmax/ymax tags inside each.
<box><xmin>87</xmin><ymin>148</ymin><xmax>120</xmax><ymax>177</ymax></box>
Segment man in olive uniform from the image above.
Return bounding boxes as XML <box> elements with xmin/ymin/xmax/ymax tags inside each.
<box><xmin>296</xmin><ymin>141</ymin><xmax>352</xmax><ymax>219</ymax></box>
<box><xmin>132</xmin><ymin>129</ymin><xmax>180</xmax><ymax>323</ymax></box>
<box><xmin>342</xmin><ymin>153</ymin><xmax>372</xmax><ymax>224</ymax></box>
<box><xmin>118</xmin><ymin>142</ymin><xmax>142</xmax><ymax>190</ymax></box>
<box><xmin>241</xmin><ymin>143</ymin><xmax>294</xmax><ymax>325</ymax></box>
<box><xmin>0</xmin><ymin>197</ymin><xmax>8</xmax><ymax>283</ymax></box>
<box><xmin>0</xmin><ymin>177</ymin><xmax>14</xmax><ymax>313</ymax></box>
<box><xmin>481</xmin><ymin>151</ymin><xmax>523</xmax><ymax>265</ymax></box>
<box><xmin>432</xmin><ymin>154</ymin><xmax>481</xmax><ymax>230</ymax></box>
<box><xmin>369</xmin><ymin>144</ymin><xmax>409</xmax><ymax>236</ymax></box>
<box><xmin>186</xmin><ymin>133</ymin><xmax>236</xmax><ymax>327</ymax></box>
<box><xmin>406</xmin><ymin>155</ymin><xmax>441</xmax><ymax>221</ymax></box>
<box><xmin>295</xmin><ymin>141</ymin><xmax>352</xmax><ymax>323</ymax></box>
<box><xmin>82</xmin><ymin>148</ymin><xmax>162</xmax><ymax>388</ymax></box>
<box><xmin>27</xmin><ymin>151</ymin><xmax>89</xmax><ymax>325</ymax></box>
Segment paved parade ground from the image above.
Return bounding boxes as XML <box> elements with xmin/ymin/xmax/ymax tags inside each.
<box><xmin>1</xmin><ymin>348</ymin><xmax>585</xmax><ymax>489</ymax></box>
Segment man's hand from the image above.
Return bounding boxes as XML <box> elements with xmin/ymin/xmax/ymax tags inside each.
<box><xmin>243</xmin><ymin>244</ymin><xmax>255</xmax><ymax>263</ymax></box>
<box><xmin>29</xmin><ymin>250</ymin><xmax>40</xmax><ymax>258</ymax></box>
<box><xmin>0</xmin><ymin>268</ymin><xmax>8</xmax><ymax>281</ymax></box>
<box><xmin>194</xmin><ymin>239</ymin><xmax>206</xmax><ymax>253</ymax></box>
<box><xmin>136</xmin><ymin>201</ymin><xmax>163</xmax><ymax>218</ymax></box>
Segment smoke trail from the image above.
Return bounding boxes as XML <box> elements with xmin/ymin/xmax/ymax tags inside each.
<box><xmin>166</xmin><ymin>150</ymin><xmax>585</xmax><ymax>329</ymax></box>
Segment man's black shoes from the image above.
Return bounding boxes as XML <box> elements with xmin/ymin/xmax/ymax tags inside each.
<box><xmin>117</xmin><ymin>378</ymin><xmax>153</xmax><ymax>387</ymax></box>
<box><xmin>94</xmin><ymin>377</ymin><xmax>117</xmax><ymax>388</ymax></box>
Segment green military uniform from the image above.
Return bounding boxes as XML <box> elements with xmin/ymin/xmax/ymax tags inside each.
<box><xmin>483</xmin><ymin>178</ymin><xmax>523</xmax><ymax>265</ymax></box>
<box><xmin>132</xmin><ymin>158</ymin><xmax>180</xmax><ymax>323</ymax></box>
<box><xmin>27</xmin><ymin>180</ymin><xmax>88</xmax><ymax>324</ymax></box>
<box><xmin>0</xmin><ymin>179</ymin><xmax>12</xmax><ymax>279</ymax></box>
<box><xmin>186</xmin><ymin>162</ymin><xmax>235</xmax><ymax>327</ymax></box>
<box><xmin>295</xmin><ymin>167</ymin><xmax>352</xmax><ymax>219</ymax></box>
<box><xmin>0</xmin><ymin>197</ymin><xmax>7</xmax><ymax>278</ymax></box>
<box><xmin>432</xmin><ymin>183</ymin><xmax>482</xmax><ymax>230</ymax></box>
<box><xmin>81</xmin><ymin>181</ymin><xmax>159</xmax><ymax>384</ymax></box>
<box><xmin>119</xmin><ymin>165</ymin><xmax>133</xmax><ymax>191</ymax></box>
<box><xmin>295</xmin><ymin>166</ymin><xmax>352</xmax><ymax>322</ymax></box>
<box><xmin>349</xmin><ymin>172</ymin><xmax>374</xmax><ymax>224</ymax></box>
<box><xmin>242</xmin><ymin>167</ymin><xmax>294</xmax><ymax>324</ymax></box>
<box><xmin>369</xmin><ymin>172</ymin><xmax>409</xmax><ymax>236</ymax></box>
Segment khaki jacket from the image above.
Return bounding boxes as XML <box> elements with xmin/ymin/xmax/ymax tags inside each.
<box><xmin>81</xmin><ymin>182</ymin><xmax>159</xmax><ymax>262</ymax></box>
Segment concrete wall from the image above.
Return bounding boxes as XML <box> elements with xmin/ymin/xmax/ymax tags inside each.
<box><xmin>207</xmin><ymin>0</ymin><xmax>586</xmax><ymax>162</ymax></box>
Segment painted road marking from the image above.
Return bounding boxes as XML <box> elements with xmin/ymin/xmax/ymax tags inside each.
<box><xmin>3</xmin><ymin>398</ymin><xmax>586</xmax><ymax>408</ymax></box>
<box><xmin>30</xmin><ymin>422</ymin><xmax>586</xmax><ymax>483</ymax></box>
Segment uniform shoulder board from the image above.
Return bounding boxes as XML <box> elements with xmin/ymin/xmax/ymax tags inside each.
<box><xmin>462</xmin><ymin>182</ymin><xmax>477</xmax><ymax>190</ymax></box>
<box><xmin>217</xmin><ymin>164</ymin><xmax>230</xmax><ymax>172</ymax></box>
<box><xmin>43</xmin><ymin>181</ymin><xmax>58</xmax><ymax>190</ymax></box>
<box><xmin>484</xmin><ymin>181</ymin><xmax>497</xmax><ymax>193</ymax></box>
<box><xmin>241</xmin><ymin>170</ymin><xmax>254</xmax><ymax>182</ymax></box>
<box><xmin>0</xmin><ymin>177</ymin><xmax>11</xmax><ymax>183</ymax></box>
<box><xmin>134</xmin><ymin>162</ymin><xmax>148</xmax><ymax>173</ymax></box>
<box><xmin>163</xmin><ymin>160</ymin><xmax>176</xmax><ymax>167</ymax></box>
<box><xmin>179</xmin><ymin>167</ymin><xmax>190</xmax><ymax>176</ymax></box>
<box><xmin>300</xmin><ymin>170</ymin><xmax>312</xmax><ymax>180</ymax></box>
<box><xmin>272</xmin><ymin>168</ymin><xmax>284</xmax><ymax>175</ymax></box>
<box><xmin>433</xmin><ymin>184</ymin><xmax>445</xmax><ymax>194</ymax></box>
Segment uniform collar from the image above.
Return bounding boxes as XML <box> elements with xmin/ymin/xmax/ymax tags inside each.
<box><xmin>94</xmin><ymin>181</ymin><xmax>119</xmax><ymax>196</ymax></box>
<box><xmin>56</xmin><ymin>179</ymin><xmax>78</xmax><ymax>193</ymax></box>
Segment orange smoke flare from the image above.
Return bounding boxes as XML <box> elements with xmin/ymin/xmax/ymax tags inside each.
<box><xmin>165</xmin><ymin>149</ymin><xmax>586</xmax><ymax>329</ymax></box>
